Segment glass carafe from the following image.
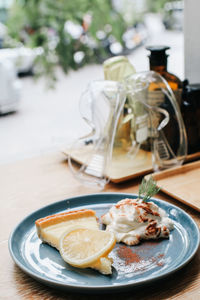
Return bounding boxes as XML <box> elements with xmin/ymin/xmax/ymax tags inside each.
<box><xmin>68</xmin><ymin>72</ymin><xmax>187</xmax><ymax>189</ymax></box>
<box><xmin>68</xmin><ymin>80</ymin><xmax>126</xmax><ymax>189</ymax></box>
<box><xmin>125</xmin><ymin>71</ymin><xmax>187</xmax><ymax>171</ymax></box>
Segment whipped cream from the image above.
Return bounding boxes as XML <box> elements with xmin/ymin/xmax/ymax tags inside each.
<box><xmin>101</xmin><ymin>198</ymin><xmax>174</xmax><ymax>245</ymax></box>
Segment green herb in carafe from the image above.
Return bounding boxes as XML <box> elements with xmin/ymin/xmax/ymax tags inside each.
<box><xmin>103</xmin><ymin>56</ymin><xmax>148</xmax><ymax>150</ymax></box>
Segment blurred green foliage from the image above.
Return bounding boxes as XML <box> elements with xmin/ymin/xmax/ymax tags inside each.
<box><xmin>6</xmin><ymin>0</ymin><xmax>127</xmax><ymax>83</ymax></box>
<box><xmin>146</xmin><ymin>0</ymin><xmax>175</xmax><ymax>13</ymax></box>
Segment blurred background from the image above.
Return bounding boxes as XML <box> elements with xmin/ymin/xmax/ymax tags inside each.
<box><xmin>0</xmin><ymin>0</ymin><xmax>184</xmax><ymax>164</ymax></box>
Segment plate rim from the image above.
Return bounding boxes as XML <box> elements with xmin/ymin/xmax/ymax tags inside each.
<box><xmin>8</xmin><ymin>192</ymin><xmax>200</xmax><ymax>292</ymax></box>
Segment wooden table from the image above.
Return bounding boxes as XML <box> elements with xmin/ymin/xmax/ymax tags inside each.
<box><xmin>1</xmin><ymin>152</ymin><xmax>199</xmax><ymax>300</ymax></box>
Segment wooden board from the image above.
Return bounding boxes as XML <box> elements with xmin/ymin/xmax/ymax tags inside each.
<box><xmin>185</xmin><ymin>151</ymin><xmax>200</xmax><ymax>163</ymax></box>
<box><xmin>145</xmin><ymin>160</ymin><xmax>200</xmax><ymax>212</ymax></box>
<box><xmin>63</xmin><ymin>145</ymin><xmax>153</xmax><ymax>183</ymax></box>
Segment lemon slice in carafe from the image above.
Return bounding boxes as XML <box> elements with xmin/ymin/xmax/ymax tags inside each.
<box><xmin>103</xmin><ymin>56</ymin><xmax>135</xmax><ymax>81</ymax></box>
<box><xmin>103</xmin><ymin>56</ymin><xmax>136</xmax><ymax>149</ymax></box>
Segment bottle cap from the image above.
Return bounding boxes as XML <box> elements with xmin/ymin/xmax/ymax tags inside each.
<box><xmin>146</xmin><ymin>46</ymin><xmax>170</xmax><ymax>66</ymax></box>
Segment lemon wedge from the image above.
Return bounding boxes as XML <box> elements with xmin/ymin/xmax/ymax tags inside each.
<box><xmin>59</xmin><ymin>225</ymin><xmax>116</xmax><ymax>274</ymax></box>
<box><xmin>103</xmin><ymin>56</ymin><xmax>135</xmax><ymax>82</ymax></box>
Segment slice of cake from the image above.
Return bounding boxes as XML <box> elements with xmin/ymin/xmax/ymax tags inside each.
<box><xmin>35</xmin><ymin>209</ymin><xmax>99</xmax><ymax>250</ymax></box>
<box><xmin>35</xmin><ymin>208</ymin><xmax>114</xmax><ymax>274</ymax></box>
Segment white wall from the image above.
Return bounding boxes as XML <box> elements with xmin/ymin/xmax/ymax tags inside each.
<box><xmin>184</xmin><ymin>0</ymin><xmax>200</xmax><ymax>83</ymax></box>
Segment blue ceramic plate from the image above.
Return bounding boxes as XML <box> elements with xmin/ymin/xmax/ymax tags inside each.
<box><xmin>9</xmin><ymin>193</ymin><xmax>200</xmax><ymax>293</ymax></box>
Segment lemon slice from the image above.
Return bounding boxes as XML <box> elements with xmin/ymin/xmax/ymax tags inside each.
<box><xmin>59</xmin><ymin>225</ymin><xmax>116</xmax><ymax>273</ymax></box>
<box><xmin>103</xmin><ymin>56</ymin><xmax>135</xmax><ymax>81</ymax></box>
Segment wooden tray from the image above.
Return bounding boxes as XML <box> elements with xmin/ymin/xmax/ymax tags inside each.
<box><xmin>145</xmin><ymin>160</ymin><xmax>200</xmax><ymax>212</ymax></box>
<box><xmin>63</xmin><ymin>145</ymin><xmax>200</xmax><ymax>184</ymax></box>
<box><xmin>63</xmin><ymin>145</ymin><xmax>153</xmax><ymax>183</ymax></box>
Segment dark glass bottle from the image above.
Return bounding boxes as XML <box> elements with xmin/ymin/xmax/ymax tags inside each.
<box><xmin>145</xmin><ymin>46</ymin><xmax>183</xmax><ymax>152</ymax></box>
<box><xmin>181</xmin><ymin>81</ymin><xmax>200</xmax><ymax>154</ymax></box>
<box><xmin>146</xmin><ymin>46</ymin><xmax>183</xmax><ymax>105</ymax></box>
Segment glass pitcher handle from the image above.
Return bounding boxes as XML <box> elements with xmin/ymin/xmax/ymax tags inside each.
<box><xmin>125</xmin><ymin>71</ymin><xmax>187</xmax><ymax>172</ymax></box>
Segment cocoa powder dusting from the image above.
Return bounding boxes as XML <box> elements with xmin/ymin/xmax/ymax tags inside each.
<box><xmin>117</xmin><ymin>246</ymin><xmax>141</xmax><ymax>265</ymax></box>
<box><xmin>115</xmin><ymin>243</ymin><xmax>165</xmax><ymax>273</ymax></box>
